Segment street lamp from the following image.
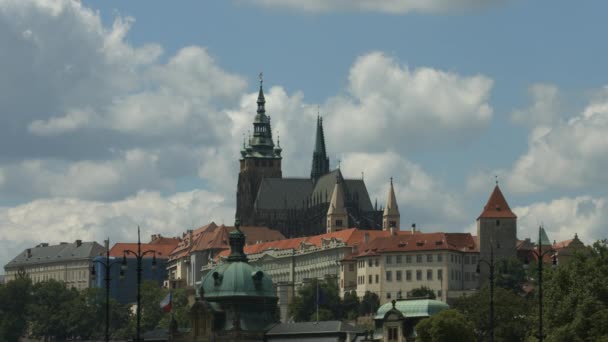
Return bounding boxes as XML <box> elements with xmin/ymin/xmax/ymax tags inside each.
<box><xmin>523</xmin><ymin>226</ymin><xmax>557</xmax><ymax>342</ymax></box>
<box><xmin>91</xmin><ymin>238</ymin><xmax>124</xmax><ymax>342</ymax></box>
<box><xmin>122</xmin><ymin>226</ymin><xmax>157</xmax><ymax>342</ymax></box>
<box><xmin>476</xmin><ymin>244</ymin><xmax>496</xmax><ymax>342</ymax></box>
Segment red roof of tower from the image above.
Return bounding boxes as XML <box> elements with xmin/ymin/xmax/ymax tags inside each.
<box><xmin>477</xmin><ymin>185</ymin><xmax>517</xmax><ymax>219</ymax></box>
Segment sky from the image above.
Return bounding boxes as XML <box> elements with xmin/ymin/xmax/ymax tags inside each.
<box><xmin>1</xmin><ymin>0</ymin><xmax>607</xmax><ymax>270</ymax></box>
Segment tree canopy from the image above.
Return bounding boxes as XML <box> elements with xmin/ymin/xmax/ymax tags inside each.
<box><xmin>409</xmin><ymin>286</ymin><xmax>436</xmax><ymax>299</ymax></box>
<box><xmin>416</xmin><ymin>309</ymin><xmax>475</xmax><ymax>342</ymax></box>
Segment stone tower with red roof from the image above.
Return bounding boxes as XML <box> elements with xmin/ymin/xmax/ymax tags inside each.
<box><xmin>476</xmin><ymin>184</ymin><xmax>517</xmax><ymax>281</ymax></box>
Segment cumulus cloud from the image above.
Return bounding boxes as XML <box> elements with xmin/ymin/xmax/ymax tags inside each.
<box><xmin>511</xmin><ymin>83</ymin><xmax>561</xmax><ymax>128</ymax></box>
<box><xmin>324</xmin><ymin>52</ymin><xmax>493</xmax><ymax>154</ymax></box>
<box><xmin>0</xmin><ymin>189</ymin><xmax>234</xmax><ymax>268</ymax></box>
<box><xmin>241</xmin><ymin>0</ymin><xmax>502</xmax><ymax>14</ymax></box>
<box><xmin>341</xmin><ymin>151</ymin><xmax>467</xmax><ymax>229</ymax></box>
<box><xmin>507</xmin><ymin>88</ymin><xmax>608</xmax><ymax>193</ymax></box>
<box><xmin>513</xmin><ymin>196</ymin><xmax>607</xmax><ymax>245</ymax></box>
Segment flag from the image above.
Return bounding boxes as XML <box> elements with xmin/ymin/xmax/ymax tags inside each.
<box><xmin>160</xmin><ymin>292</ymin><xmax>172</xmax><ymax>313</ymax></box>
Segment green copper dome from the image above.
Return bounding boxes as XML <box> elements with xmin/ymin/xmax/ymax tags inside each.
<box><xmin>374</xmin><ymin>299</ymin><xmax>449</xmax><ymax>319</ymax></box>
<box><xmin>200</xmin><ymin>223</ymin><xmax>276</xmax><ymax>299</ymax></box>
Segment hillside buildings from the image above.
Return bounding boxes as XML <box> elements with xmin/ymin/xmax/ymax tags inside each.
<box><xmin>4</xmin><ymin>240</ymin><xmax>104</xmax><ymax>290</ymax></box>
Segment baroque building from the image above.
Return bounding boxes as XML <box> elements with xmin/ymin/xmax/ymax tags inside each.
<box><xmin>236</xmin><ymin>78</ymin><xmax>382</xmax><ymax>238</ymax></box>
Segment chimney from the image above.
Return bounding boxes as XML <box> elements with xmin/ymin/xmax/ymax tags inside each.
<box><xmin>411</xmin><ymin>223</ymin><xmax>416</xmax><ymax>235</ymax></box>
<box><xmin>75</xmin><ymin>239</ymin><xmax>82</xmax><ymax>247</ymax></box>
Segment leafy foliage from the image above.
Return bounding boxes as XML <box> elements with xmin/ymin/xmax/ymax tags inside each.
<box><xmin>288</xmin><ymin>278</ymin><xmax>358</xmax><ymax>322</ymax></box>
<box><xmin>416</xmin><ymin>309</ymin><xmax>475</xmax><ymax>342</ymax></box>
<box><xmin>359</xmin><ymin>291</ymin><xmax>380</xmax><ymax>316</ymax></box>
<box><xmin>542</xmin><ymin>241</ymin><xmax>608</xmax><ymax>341</ymax></box>
<box><xmin>453</xmin><ymin>286</ymin><xmax>533</xmax><ymax>341</ymax></box>
<box><xmin>0</xmin><ymin>275</ymin><xmax>32</xmax><ymax>341</ymax></box>
<box><xmin>409</xmin><ymin>286</ymin><xmax>436</xmax><ymax>299</ymax></box>
<box><xmin>494</xmin><ymin>257</ymin><xmax>527</xmax><ymax>294</ymax></box>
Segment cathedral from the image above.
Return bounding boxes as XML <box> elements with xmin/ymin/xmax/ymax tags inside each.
<box><xmin>236</xmin><ymin>79</ymin><xmax>382</xmax><ymax>238</ymax></box>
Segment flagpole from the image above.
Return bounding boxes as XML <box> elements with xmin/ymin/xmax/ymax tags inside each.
<box><xmin>316</xmin><ymin>280</ymin><xmax>319</xmax><ymax>322</ymax></box>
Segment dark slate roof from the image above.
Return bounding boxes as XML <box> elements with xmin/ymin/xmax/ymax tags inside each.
<box><xmin>312</xmin><ymin>170</ymin><xmax>374</xmax><ymax>211</ymax></box>
<box><xmin>255</xmin><ymin>178</ymin><xmax>313</xmax><ymax>210</ymax></box>
<box><xmin>266</xmin><ymin>321</ymin><xmax>363</xmax><ymax>335</ymax></box>
<box><xmin>4</xmin><ymin>241</ymin><xmax>105</xmax><ymax>269</ymax></box>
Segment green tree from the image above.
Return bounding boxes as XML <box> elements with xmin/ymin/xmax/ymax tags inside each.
<box><xmin>288</xmin><ymin>278</ymin><xmax>342</xmax><ymax>322</ymax></box>
<box><xmin>494</xmin><ymin>257</ymin><xmax>527</xmax><ymax>294</ymax></box>
<box><xmin>29</xmin><ymin>279</ymin><xmax>80</xmax><ymax>340</ymax></box>
<box><xmin>454</xmin><ymin>286</ymin><xmax>533</xmax><ymax>341</ymax></box>
<box><xmin>359</xmin><ymin>291</ymin><xmax>380</xmax><ymax>316</ymax></box>
<box><xmin>541</xmin><ymin>241</ymin><xmax>608</xmax><ymax>341</ymax></box>
<box><xmin>157</xmin><ymin>288</ymin><xmax>191</xmax><ymax>330</ymax></box>
<box><xmin>342</xmin><ymin>291</ymin><xmax>360</xmax><ymax>320</ymax></box>
<box><xmin>416</xmin><ymin>309</ymin><xmax>475</xmax><ymax>342</ymax></box>
<box><xmin>0</xmin><ymin>275</ymin><xmax>32</xmax><ymax>342</ymax></box>
<box><xmin>409</xmin><ymin>286</ymin><xmax>436</xmax><ymax>299</ymax></box>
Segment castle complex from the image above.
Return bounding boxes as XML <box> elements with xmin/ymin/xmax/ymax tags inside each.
<box><xmin>236</xmin><ymin>79</ymin><xmax>382</xmax><ymax>238</ymax></box>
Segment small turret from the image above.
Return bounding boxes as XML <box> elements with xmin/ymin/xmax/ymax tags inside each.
<box><xmin>382</xmin><ymin>178</ymin><xmax>400</xmax><ymax>231</ymax></box>
<box><xmin>326</xmin><ymin>171</ymin><xmax>347</xmax><ymax>233</ymax></box>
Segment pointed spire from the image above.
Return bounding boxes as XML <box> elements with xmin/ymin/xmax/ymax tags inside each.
<box><xmin>326</xmin><ymin>173</ymin><xmax>348</xmax><ymax>233</ymax></box>
<box><xmin>383</xmin><ymin>178</ymin><xmax>400</xmax><ymax>231</ymax></box>
<box><xmin>477</xmin><ymin>184</ymin><xmax>517</xmax><ymax>219</ymax></box>
<box><xmin>257</xmin><ymin>72</ymin><xmax>266</xmax><ymax>115</ymax></box>
<box><xmin>311</xmin><ymin>112</ymin><xmax>330</xmax><ymax>182</ymax></box>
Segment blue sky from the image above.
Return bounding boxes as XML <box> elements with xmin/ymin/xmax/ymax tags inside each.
<box><xmin>1</xmin><ymin>0</ymin><xmax>607</xmax><ymax>270</ymax></box>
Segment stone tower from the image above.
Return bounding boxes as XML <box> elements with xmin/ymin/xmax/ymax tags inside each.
<box><xmin>326</xmin><ymin>172</ymin><xmax>348</xmax><ymax>233</ymax></box>
<box><xmin>382</xmin><ymin>178</ymin><xmax>400</xmax><ymax>231</ymax></box>
<box><xmin>310</xmin><ymin>115</ymin><xmax>330</xmax><ymax>183</ymax></box>
<box><xmin>476</xmin><ymin>184</ymin><xmax>517</xmax><ymax>282</ymax></box>
<box><xmin>236</xmin><ymin>76</ymin><xmax>283</xmax><ymax>225</ymax></box>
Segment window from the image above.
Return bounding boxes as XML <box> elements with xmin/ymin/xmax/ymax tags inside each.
<box><xmin>416</xmin><ymin>270</ymin><xmax>422</xmax><ymax>281</ymax></box>
<box><xmin>427</xmin><ymin>269</ymin><xmax>433</xmax><ymax>280</ymax></box>
<box><xmin>416</xmin><ymin>255</ymin><xmax>423</xmax><ymax>263</ymax></box>
<box><xmin>496</xmin><ymin>219</ymin><xmax>500</xmax><ymax>226</ymax></box>
<box><xmin>437</xmin><ymin>254</ymin><xmax>443</xmax><ymax>262</ymax></box>
<box><xmin>437</xmin><ymin>290</ymin><xmax>442</xmax><ymax>298</ymax></box>
<box><xmin>427</xmin><ymin>254</ymin><xmax>433</xmax><ymax>262</ymax></box>
<box><xmin>389</xmin><ymin>220</ymin><xmax>397</xmax><ymax>228</ymax></box>
<box><xmin>451</xmin><ymin>270</ymin><xmax>454</xmax><ymax>281</ymax></box>
<box><xmin>368</xmin><ymin>259</ymin><xmax>373</xmax><ymax>267</ymax></box>
<box><xmin>396</xmin><ymin>255</ymin><xmax>402</xmax><ymax>264</ymax></box>
<box><xmin>464</xmin><ymin>255</ymin><xmax>470</xmax><ymax>264</ymax></box>
<box><xmin>386</xmin><ymin>255</ymin><xmax>393</xmax><ymax>264</ymax></box>
<box><xmin>396</xmin><ymin>270</ymin><xmax>402</xmax><ymax>281</ymax></box>
<box><xmin>388</xmin><ymin>327</ymin><xmax>398</xmax><ymax>341</ymax></box>
<box><xmin>387</xmin><ymin>292</ymin><xmax>392</xmax><ymax>299</ymax></box>
<box><xmin>386</xmin><ymin>271</ymin><xmax>393</xmax><ymax>282</ymax></box>
<box><xmin>438</xmin><ymin>269</ymin><xmax>443</xmax><ymax>280</ymax></box>
<box><xmin>406</xmin><ymin>255</ymin><xmax>412</xmax><ymax>263</ymax></box>
<box><xmin>336</xmin><ymin>219</ymin><xmax>343</xmax><ymax>227</ymax></box>
<box><xmin>472</xmin><ymin>256</ymin><xmax>477</xmax><ymax>265</ymax></box>
<box><xmin>406</xmin><ymin>270</ymin><xmax>412</xmax><ymax>281</ymax></box>
<box><xmin>369</xmin><ymin>275</ymin><xmax>372</xmax><ymax>284</ymax></box>
<box><xmin>376</xmin><ymin>274</ymin><xmax>379</xmax><ymax>283</ymax></box>
<box><xmin>375</xmin><ymin>259</ymin><xmax>379</xmax><ymax>267</ymax></box>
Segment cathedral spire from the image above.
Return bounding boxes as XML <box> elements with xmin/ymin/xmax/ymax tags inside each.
<box><xmin>326</xmin><ymin>171</ymin><xmax>347</xmax><ymax>233</ymax></box>
<box><xmin>311</xmin><ymin>113</ymin><xmax>330</xmax><ymax>182</ymax></box>
<box><xmin>257</xmin><ymin>72</ymin><xmax>266</xmax><ymax>115</ymax></box>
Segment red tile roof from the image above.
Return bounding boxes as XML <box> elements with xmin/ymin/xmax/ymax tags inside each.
<box><xmin>478</xmin><ymin>185</ymin><xmax>517</xmax><ymax>219</ymax></box>
<box><xmin>352</xmin><ymin>232</ymin><xmax>478</xmax><ymax>257</ymax></box>
<box><xmin>109</xmin><ymin>241</ymin><xmax>178</xmax><ymax>258</ymax></box>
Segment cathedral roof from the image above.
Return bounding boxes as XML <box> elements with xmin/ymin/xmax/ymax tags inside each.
<box><xmin>477</xmin><ymin>185</ymin><xmax>517</xmax><ymax>219</ymax></box>
<box><xmin>312</xmin><ymin>170</ymin><xmax>374</xmax><ymax>211</ymax></box>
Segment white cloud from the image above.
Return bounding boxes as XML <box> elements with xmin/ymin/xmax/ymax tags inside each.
<box><xmin>241</xmin><ymin>0</ymin><xmax>503</xmax><ymax>14</ymax></box>
<box><xmin>511</xmin><ymin>83</ymin><xmax>560</xmax><ymax>128</ymax></box>
<box><xmin>0</xmin><ymin>189</ymin><xmax>234</xmax><ymax>268</ymax></box>
<box><xmin>325</xmin><ymin>52</ymin><xmax>493</xmax><ymax>154</ymax></box>
<box><xmin>508</xmin><ymin>88</ymin><xmax>608</xmax><ymax>193</ymax></box>
<box><xmin>513</xmin><ymin>196</ymin><xmax>607</xmax><ymax>245</ymax></box>
<box><xmin>341</xmin><ymin>151</ymin><xmax>467</xmax><ymax>229</ymax></box>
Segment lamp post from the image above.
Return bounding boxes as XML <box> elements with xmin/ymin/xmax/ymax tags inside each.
<box><xmin>523</xmin><ymin>226</ymin><xmax>557</xmax><ymax>342</ymax></box>
<box><xmin>121</xmin><ymin>227</ymin><xmax>157</xmax><ymax>342</ymax></box>
<box><xmin>476</xmin><ymin>244</ymin><xmax>496</xmax><ymax>342</ymax></box>
<box><xmin>91</xmin><ymin>238</ymin><xmax>124</xmax><ymax>342</ymax></box>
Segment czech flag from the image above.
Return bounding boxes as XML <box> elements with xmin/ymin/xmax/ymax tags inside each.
<box><xmin>160</xmin><ymin>292</ymin><xmax>172</xmax><ymax>313</ymax></box>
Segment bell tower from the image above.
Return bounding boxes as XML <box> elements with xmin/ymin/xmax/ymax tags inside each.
<box><xmin>382</xmin><ymin>178</ymin><xmax>400</xmax><ymax>232</ymax></box>
<box><xmin>236</xmin><ymin>74</ymin><xmax>283</xmax><ymax>225</ymax></box>
<box><xmin>326</xmin><ymin>172</ymin><xmax>348</xmax><ymax>233</ymax></box>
